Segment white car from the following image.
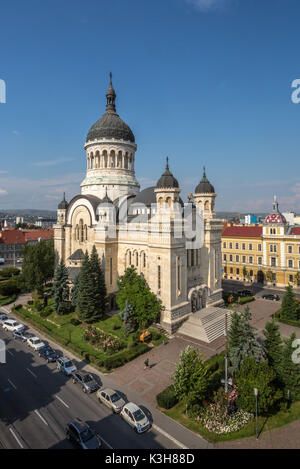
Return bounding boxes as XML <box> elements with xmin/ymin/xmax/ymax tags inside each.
<box><xmin>2</xmin><ymin>319</ymin><xmax>25</xmax><ymax>333</ymax></box>
<box><xmin>56</xmin><ymin>357</ymin><xmax>77</xmax><ymax>376</ymax></box>
<box><xmin>27</xmin><ymin>336</ymin><xmax>46</xmax><ymax>351</ymax></box>
<box><xmin>120</xmin><ymin>402</ymin><xmax>150</xmax><ymax>433</ymax></box>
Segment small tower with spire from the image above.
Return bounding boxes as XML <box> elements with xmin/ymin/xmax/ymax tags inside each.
<box><xmin>154</xmin><ymin>157</ymin><xmax>181</xmax><ymax>218</ymax></box>
<box><xmin>106</xmin><ymin>72</ymin><xmax>117</xmax><ymax>113</ymax></box>
<box><xmin>193</xmin><ymin>167</ymin><xmax>216</xmax><ymax>220</ymax></box>
<box><xmin>57</xmin><ymin>192</ymin><xmax>69</xmax><ymax>225</ymax></box>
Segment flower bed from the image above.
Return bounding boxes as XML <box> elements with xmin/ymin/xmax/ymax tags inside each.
<box><xmin>196</xmin><ymin>403</ymin><xmax>253</xmax><ymax>435</ymax></box>
<box><xmin>83</xmin><ymin>325</ymin><xmax>124</xmax><ymax>354</ymax></box>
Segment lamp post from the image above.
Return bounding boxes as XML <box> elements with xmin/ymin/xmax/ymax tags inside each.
<box><xmin>254</xmin><ymin>388</ymin><xmax>258</xmax><ymax>439</ymax></box>
<box><xmin>224</xmin><ymin>313</ymin><xmax>229</xmax><ymax>415</ymax></box>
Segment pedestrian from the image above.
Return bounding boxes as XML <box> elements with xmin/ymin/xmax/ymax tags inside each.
<box><xmin>144</xmin><ymin>358</ymin><xmax>149</xmax><ymax>370</ymax></box>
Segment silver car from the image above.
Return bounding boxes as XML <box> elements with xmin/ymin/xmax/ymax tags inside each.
<box><xmin>97</xmin><ymin>388</ymin><xmax>125</xmax><ymax>413</ymax></box>
<box><xmin>120</xmin><ymin>402</ymin><xmax>150</xmax><ymax>433</ymax></box>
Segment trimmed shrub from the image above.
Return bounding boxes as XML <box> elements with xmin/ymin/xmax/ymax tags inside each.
<box><xmin>40</xmin><ymin>306</ymin><xmax>53</xmax><ymax>318</ymax></box>
<box><xmin>156</xmin><ymin>385</ymin><xmax>178</xmax><ymax>409</ymax></box>
<box><xmin>14</xmin><ymin>304</ymin><xmax>23</xmax><ymax>311</ymax></box>
<box><xmin>239</xmin><ymin>296</ymin><xmax>255</xmax><ymax>305</ymax></box>
<box><xmin>104</xmin><ymin>343</ymin><xmax>149</xmax><ymax>370</ymax></box>
<box><xmin>70</xmin><ymin>318</ymin><xmax>81</xmax><ymax>326</ymax></box>
<box><xmin>0</xmin><ymin>279</ymin><xmax>20</xmax><ymax>297</ymax></box>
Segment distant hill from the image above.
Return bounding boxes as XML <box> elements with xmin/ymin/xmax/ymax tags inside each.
<box><xmin>0</xmin><ymin>209</ymin><xmax>57</xmax><ymax>217</ymax></box>
<box><xmin>216</xmin><ymin>212</ymin><xmax>267</xmax><ymax>220</ymax></box>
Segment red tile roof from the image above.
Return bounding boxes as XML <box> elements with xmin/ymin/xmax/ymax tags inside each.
<box><xmin>0</xmin><ymin>229</ymin><xmax>53</xmax><ymax>244</ymax></box>
<box><xmin>23</xmin><ymin>229</ymin><xmax>53</xmax><ymax>242</ymax></box>
<box><xmin>222</xmin><ymin>226</ymin><xmax>262</xmax><ymax>238</ymax></box>
<box><xmin>291</xmin><ymin>227</ymin><xmax>300</xmax><ymax>235</ymax></box>
<box><xmin>0</xmin><ymin>230</ymin><xmax>26</xmax><ymax>244</ymax></box>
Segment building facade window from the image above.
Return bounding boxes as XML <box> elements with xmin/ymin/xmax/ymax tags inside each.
<box><xmin>224</xmin><ymin>254</ymin><xmax>227</xmax><ymax>261</ymax></box>
<box><xmin>289</xmin><ymin>275</ymin><xmax>294</xmax><ymax>283</ymax></box>
<box><xmin>236</xmin><ymin>255</ymin><xmax>239</xmax><ymax>262</ymax></box>
<box><xmin>258</xmin><ymin>244</ymin><xmax>262</xmax><ymax>251</ymax></box>
<box><xmin>223</xmin><ymin>242</ymin><xmax>226</xmax><ymax>248</ymax></box>
<box><xmin>258</xmin><ymin>257</ymin><xmax>262</xmax><ymax>265</ymax></box>
<box><xmin>249</xmin><ymin>256</ymin><xmax>253</xmax><ymax>264</ymax></box>
<box><xmin>229</xmin><ymin>255</ymin><xmax>233</xmax><ymax>262</ymax></box>
<box><xmin>242</xmin><ymin>243</ymin><xmax>246</xmax><ymax>250</ymax></box>
<box><xmin>242</xmin><ymin>256</ymin><xmax>246</xmax><ymax>263</ymax></box>
<box><xmin>158</xmin><ymin>265</ymin><xmax>161</xmax><ymax>290</ymax></box>
<box><xmin>229</xmin><ymin>242</ymin><xmax>233</xmax><ymax>249</ymax></box>
<box><xmin>288</xmin><ymin>245</ymin><xmax>293</xmax><ymax>254</ymax></box>
<box><xmin>271</xmin><ymin>257</ymin><xmax>276</xmax><ymax>267</ymax></box>
<box><xmin>249</xmin><ymin>244</ymin><xmax>253</xmax><ymax>251</ymax></box>
<box><xmin>288</xmin><ymin>259</ymin><xmax>293</xmax><ymax>268</ymax></box>
<box><xmin>235</xmin><ymin>243</ymin><xmax>239</xmax><ymax>249</ymax></box>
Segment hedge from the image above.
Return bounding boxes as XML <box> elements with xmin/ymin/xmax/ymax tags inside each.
<box><xmin>239</xmin><ymin>296</ymin><xmax>255</xmax><ymax>305</ymax></box>
<box><xmin>102</xmin><ymin>343</ymin><xmax>149</xmax><ymax>370</ymax></box>
<box><xmin>156</xmin><ymin>385</ymin><xmax>178</xmax><ymax>409</ymax></box>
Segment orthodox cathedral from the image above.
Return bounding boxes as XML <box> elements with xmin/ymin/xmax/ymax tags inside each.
<box><xmin>54</xmin><ymin>76</ymin><xmax>224</xmax><ymax>334</ymax></box>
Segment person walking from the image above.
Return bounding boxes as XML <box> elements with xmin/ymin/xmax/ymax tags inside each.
<box><xmin>144</xmin><ymin>358</ymin><xmax>149</xmax><ymax>370</ymax></box>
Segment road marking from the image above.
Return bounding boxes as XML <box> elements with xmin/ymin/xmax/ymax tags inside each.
<box><xmin>9</xmin><ymin>428</ymin><xmax>24</xmax><ymax>448</ymax></box>
<box><xmin>7</xmin><ymin>379</ymin><xmax>17</xmax><ymax>390</ymax></box>
<box><xmin>34</xmin><ymin>410</ymin><xmax>48</xmax><ymax>426</ymax></box>
<box><xmin>7</xmin><ymin>349</ymin><xmax>13</xmax><ymax>356</ymax></box>
<box><xmin>152</xmin><ymin>424</ymin><xmax>188</xmax><ymax>450</ymax></box>
<box><xmin>55</xmin><ymin>395</ymin><xmax>69</xmax><ymax>408</ymax></box>
<box><xmin>100</xmin><ymin>436</ymin><xmax>113</xmax><ymax>449</ymax></box>
<box><xmin>26</xmin><ymin>368</ymin><xmax>37</xmax><ymax>378</ymax></box>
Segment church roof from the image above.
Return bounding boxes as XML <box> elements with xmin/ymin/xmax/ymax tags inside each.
<box><xmin>86</xmin><ymin>74</ymin><xmax>135</xmax><ymax>143</ymax></box>
<box><xmin>195</xmin><ymin>168</ymin><xmax>215</xmax><ymax>194</ymax></box>
<box><xmin>264</xmin><ymin>197</ymin><xmax>286</xmax><ymax>225</ymax></box>
<box><xmin>156</xmin><ymin>158</ymin><xmax>179</xmax><ymax>189</ymax></box>
<box><xmin>58</xmin><ymin>192</ymin><xmax>68</xmax><ymax>210</ymax></box>
<box><xmin>68</xmin><ymin>249</ymin><xmax>84</xmax><ymax>261</ymax></box>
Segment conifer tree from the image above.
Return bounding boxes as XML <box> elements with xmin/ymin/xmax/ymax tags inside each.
<box><xmin>76</xmin><ymin>251</ymin><xmax>95</xmax><ymax>323</ymax></box>
<box><xmin>228</xmin><ymin>311</ymin><xmax>243</xmax><ymax>350</ymax></box>
<box><xmin>278</xmin><ymin>332</ymin><xmax>300</xmax><ymax>401</ymax></box>
<box><xmin>71</xmin><ymin>274</ymin><xmax>80</xmax><ymax>309</ymax></box>
<box><xmin>281</xmin><ymin>285</ymin><xmax>300</xmax><ymax>321</ymax></box>
<box><xmin>263</xmin><ymin>320</ymin><xmax>282</xmax><ymax>375</ymax></box>
<box><xmin>229</xmin><ymin>306</ymin><xmax>264</xmax><ymax>374</ymax></box>
<box><xmin>52</xmin><ymin>259</ymin><xmax>70</xmax><ymax>315</ymax></box>
<box><xmin>89</xmin><ymin>245</ymin><xmax>107</xmax><ymax>321</ymax></box>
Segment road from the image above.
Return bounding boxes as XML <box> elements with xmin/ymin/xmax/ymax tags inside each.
<box><xmin>222</xmin><ymin>279</ymin><xmax>286</xmax><ymax>300</ymax></box>
<box><xmin>0</xmin><ymin>326</ymin><xmax>181</xmax><ymax>449</ymax></box>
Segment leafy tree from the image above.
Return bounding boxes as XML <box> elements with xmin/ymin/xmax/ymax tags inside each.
<box><xmin>242</xmin><ymin>267</ymin><xmax>248</xmax><ymax>279</ymax></box>
<box><xmin>173</xmin><ymin>346</ymin><xmax>209</xmax><ymax>411</ymax></box>
<box><xmin>89</xmin><ymin>245</ymin><xmax>107</xmax><ymax>321</ymax></box>
<box><xmin>295</xmin><ymin>272</ymin><xmax>300</xmax><ymax>287</ymax></box>
<box><xmin>236</xmin><ymin>357</ymin><xmax>282</xmax><ymax>415</ymax></box>
<box><xmin>278</xmin><ymin>333</ymin><xmax>300</xmax><ymax>401</ymax></box>
<box><xmin>266</xmin><ymin>270</ymin><xmax>274</xmax><ymax>284</ymax></box>
<box><xmin>117</xmin><ymin>266</ymin><xmax>163</xmax><ymax>328</ymax></box>
<box><xmin>229</xmin><ymin>306</ymin><xmax>264</xmax><ymax>375</ymax></box>
<box><xmin>263</xmin><ymin>320</ymin><xmax>282</xmax><ymax>376</ymax></box>
<box><xmin>22</xmin><ymin>239</ymin><xmax>55</xmax><ymax>296</ymax></box>
<box><xmin>281</xmin><ymin>285</ymin><xmax>300</xmax><ymax>321</ymax></box>
<box><xmin>76</xmin><ymin>251</ymin><xmax>96</xmax><ymax>323</ymax></box>
<box><xmin>52</xmin><ymin>260</ymin><xmax>70</xmax><ymax>315</ymax></box>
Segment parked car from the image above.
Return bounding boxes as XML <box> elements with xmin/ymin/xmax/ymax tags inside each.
<box><xmin>120</xmin><ymin>402</ymin><xmax>150</xmax><ymax>433</ymax></box>
<box><xmin>66</xmin><ymin>419</ymin><xmax>101</xmax><ymax>449</ymax></box>
<box><xmin>13</xmin><ymin>330</ymin><xmax>32</xmax><ymax>342</ymax></box>
<box><xmin>0</xmin><ymin>313</ymin><xmax>8</xmax><ymax>324</ymax></box>
<box><xmin>39</xmin><ymin>346</ymin><xmax>59</xmax><ymax>363</ymax></box>
<box><xmin>27</xmin><ymin>336</ymin><xmax>46</xmax><ymax>351</ymax></box>
<box><xmin>262</xmin><ymin>294</ymin><xmax>280</xmax><ymax>301</ymax></box>
<box><xmin>71</xmin><ymin>371</ymin><xmax>99</xmax><ymax>393</ymax></box>
<box><xmin>2</xmin><ymin>319</ymin><xmax>25</xmax><ymax>333</ymax></box>
<box><xmin>97</xmin><ymin>388</ymin><xmax>125</xmax><ymax>413</ymax></box>
<box><xmin>237</xmin><ymin>289</ymin><xmax>253</xmax><ymax>297</ymax></box>
<box><xmin>56</xmin><ymin>357</ymin><xmax>77</xmax><ymax>375</ymax></box>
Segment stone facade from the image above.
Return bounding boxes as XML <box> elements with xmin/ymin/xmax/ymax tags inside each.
<box><xmin>54</xmin><ymin>78</ymin><xmax>223</xmax><ymax>333</ymax></box>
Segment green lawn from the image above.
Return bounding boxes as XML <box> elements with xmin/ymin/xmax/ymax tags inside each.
<box><xmin>14</xmin><ymin>303</ymin><xmax>165</xmax><ymax>371</ymax></box>
<box><xmin>0</xmin><ymin>294</ymin><xmax>17</xmax><ymax>306</ymax></box>
<box><xmin>163</xmin><ymin>400</ymin><xmax>300</xmax><ymax>443</ymax></box>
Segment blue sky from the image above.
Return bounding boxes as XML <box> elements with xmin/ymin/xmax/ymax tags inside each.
<box><xmin>1</xmin><ymin>0</ymin><xmax>300</xmax><ymax>212</ymax></box>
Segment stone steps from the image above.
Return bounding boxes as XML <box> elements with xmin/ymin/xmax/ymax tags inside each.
<box><xmin>177</xmin><ymin>307</ymin><xmax>232</xmax><ymax>344</ymax></box>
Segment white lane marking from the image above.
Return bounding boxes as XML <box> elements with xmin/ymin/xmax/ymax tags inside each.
<box><xmin>26</xmin><ymin>368</ymin><xmax>37</xmax><ymax>378</ymax></box>
<box><xmin>34</xmin><ymin>410</ymin><xmax>48</xmax><ymax>426</ymax></box>
<box><xmin>7</xmin><ymin>379</ymin><xmax>17</xmax><ymax>390</ymax></box>
<box><xmin>152</xmin><ymin>424</ymin><xmax>188</xmax><ymax>449</ymax></box>
<box><xmin>55</xmin><ymin>395</ymin><xmax>69</xmax><ymax>408</ymax></box>
<box><xmin>7</xmin><ymin>349</ymin><xmax>13</xmax><ymax>356</ymax></box>
<box><xmin>9</xmin><ymin>428</ymin><xmax>24</xmax><ymax>449</ymax></box>
<box><xmin>100</xmin><ymin>436</ymin><xmax>113</xmax><ymax>449</ymax></box>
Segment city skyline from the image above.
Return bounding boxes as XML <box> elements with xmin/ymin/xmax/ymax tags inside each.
<box><xmin>1</xmin><ymin>0</ymin><xmax>300</xmax><ymax>211</ymax></box>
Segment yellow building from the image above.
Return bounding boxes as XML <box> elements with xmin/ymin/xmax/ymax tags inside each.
<box><xmin>222</xmin><ymin>198</ymin><xmax>300</xmax><ymax>288</ymax></box>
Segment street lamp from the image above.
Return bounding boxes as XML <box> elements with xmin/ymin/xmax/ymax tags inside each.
<box><xmin>254</xmin><ymin>388</ymin><xmax>258</xmax><ymax>439</ymax></box>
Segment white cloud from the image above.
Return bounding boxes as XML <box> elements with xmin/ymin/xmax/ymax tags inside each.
<box><xmin>33</xmin><ymin>158</ymin><xmax>75</xmax><ymax>167</ymax></box>
<box><xmin>0</xmin><ymin>188</ymin><xmax>8</xmax><ymax>195</ymax></box>
<box><xmin>185</xmin><ymin>0</ymin><xmax>231</xmax><ymax>12</ymax></box>
<box><xmin>12</xmin><ymin>130</ymin><xmax>20</xmax><ymax>135</ymax></box>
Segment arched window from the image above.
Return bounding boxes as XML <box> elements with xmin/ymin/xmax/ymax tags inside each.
<box><xmin>135</xmin><ymin>251</ymin><xmax>138</xmax><ymax>266</ymax></box>
<box><xmin>143</xmin><ymin>252</ymin><xmax>146</xmax><ymax>268</ymax></box>
<box><xmin>79</xmin><ymin>219</ymin><xmax>84</xmax><ymax>242</ymax></box>
<box><xmin>128</xmin><ymin>251</ymin><xmax>132</xmax><ymax>266</ymax></box>
<box><xmin>205</xmin><ymin>200</ymin><xmax>210</xmax><ymax>210</ymax></box>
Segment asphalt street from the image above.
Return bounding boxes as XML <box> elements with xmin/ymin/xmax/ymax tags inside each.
<box><xmin>0</xmin><ymin>326</ymin><xmax>180</xmax><ymax>449</ymax></box>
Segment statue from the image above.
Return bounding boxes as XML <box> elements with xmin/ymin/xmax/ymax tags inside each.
<box><xmin>119</xmin><ymin>301</ymin><xmax>136</xmax><ymax>334</ymax></box>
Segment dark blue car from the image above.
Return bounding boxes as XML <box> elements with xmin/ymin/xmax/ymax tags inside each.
<box><xmin>39</xmin><ymin>346</ymin><xmax>59</xmax><ymax>363</ymax></box>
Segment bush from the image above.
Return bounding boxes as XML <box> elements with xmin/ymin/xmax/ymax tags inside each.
<box><xmin>156</xmin><ymin>385</ymin><xmax>179</xmax><ymax>409</ymax></box>
<box><xmin>104</xmin><ymin>343</ymin><xmax>149</xmax><ymax>370</ymax></box>
<box><xmin>40</xmin><ymin>306</ymin><xmax>53</xmax><ymax>318</ymax></box>
<box><xmin>14</xmin><ymin>304</ymin><xmax>23</xmax><ymax>311</ymax></box>
<box><xmin>27</xmin><ymin>300</ymin><xmax>34</xmax><ymax>305</ymax></box>
<box><xmin>0</xmin><ymin>278</ymin><xmax>20</xmax><ymax>297</ymax></box>
<box><xmin>0</xmin><ymin>267</ymin><xmax>20</xmax><ymax>279</ymax></box>
<box><xmin>239</xmin><ymin>296</ymin><xmax>255</xmax><ymax>305</ymax></box>
<box><xmin>111</xmin><ymin>323</ymin><xmax>121</xmax><ymax>331</ymax></box>
<box><xmin>34</xmin><ymin>300</ymin><xmax>43</xmax><ymax>312</ymax></box>
<box><xmin>70</xmin><ymin>318</ymin><xmax>81</xmax><ymax>326</ymax></box>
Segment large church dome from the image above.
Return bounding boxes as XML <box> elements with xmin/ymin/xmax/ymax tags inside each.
<box><xmin>86</xmin><ymin>73</ymin><xmax>135</xmax><ymax>143</ymax></box>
